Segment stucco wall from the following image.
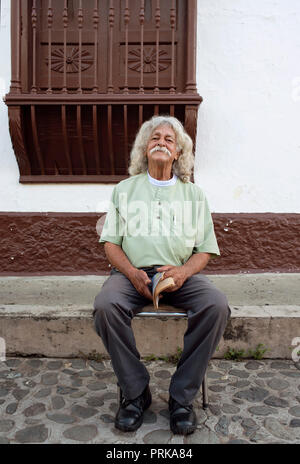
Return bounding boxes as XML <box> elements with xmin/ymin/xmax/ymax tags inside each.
<box><xmin>0</xmin><ymin>0</ymin><xmax>300</xmax><ymax>213</ymax></box>
<box><xmin>195</xmin><ymin>0</ymin><xmax>300</xmax><ymax>213</ymax></box>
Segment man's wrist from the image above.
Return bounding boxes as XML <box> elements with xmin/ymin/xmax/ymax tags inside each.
<box><xmin>181</xmin><ymin>264</ymin><xmax>193</xmax><ymax>280</ymax></box>
<box><xmin>126</xmin><ymin>266</ymin><xmax>138</xmax><ymax>281</ymax></box>
<box><xmin>182</xmin><ymin>253</ymin><xmax>211</xmax><ymax>279</ymax></box>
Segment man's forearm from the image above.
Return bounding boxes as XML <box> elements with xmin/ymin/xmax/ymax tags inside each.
<box><xmin>182</xmin><ymin>252</ymin><xmax>211</xmax><ymax>279</ymax></box>
<box><xmin>104</xmin><ymin>242</ymin><xmax>136</xmax><ymax>279</ymax></box>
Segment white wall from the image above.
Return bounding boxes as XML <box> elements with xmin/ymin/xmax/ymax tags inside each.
<box><xmin>0</xmin><ymin>0</ymin><xmax>113</xmax><ymax>214</ymax></box>
<box><xmin>195</xmin><ymin>0</ymin><xmax>300</xmax><ymax>212</ymax></box>
<box><xmin>0</xmin><ymin>0</ymin><xmax>300</xmax><ymax>213</ymax></box>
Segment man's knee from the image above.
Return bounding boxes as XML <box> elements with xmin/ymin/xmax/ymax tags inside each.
<box><xmin>93</xmin><ymin>291</ymin><xmax>119</xmax><ymax>338</ymax></box>
<box><xmin>93</xmin><ymin>288</ymin><xmax>131</xmax><ymax>325</ymax></box>
<box><xmin>93</xmin><ymin>289</ymin><xmax>112</xmax><ymax>326</ymax></box>
<box><xmin>208</xmin><ymin>289</ymin><xmax>231</xmax><ymax>322</ymax></box>
<box><xmin>93</xmin><ymin>291</ymin><xmax>104</xmax><ymax>310</ymax></box>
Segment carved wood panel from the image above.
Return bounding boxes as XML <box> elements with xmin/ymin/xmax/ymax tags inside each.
<box><xmin>5</xmin><ymin>0</ymin><xmax>202</xmax><ymax>183</ymax></box>
<box><xmin>36</xmin><ymin>0</ymin><xmax>101</xmax><ymax>92</ymax></box>
<box><xmin>20</xmin><ymin>0</ymin><xmax>187</xmax><ymax>94</ymax></box>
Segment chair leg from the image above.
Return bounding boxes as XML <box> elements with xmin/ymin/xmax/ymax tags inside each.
<box><xmin>202</xmin><ymin>373</ymin><xmax>209</xmax><ymax>410</ymax></box>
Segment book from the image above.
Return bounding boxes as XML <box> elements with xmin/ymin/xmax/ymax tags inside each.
<box><xmin>151</xmin><ymin>271</ymin><xmax>175</xmax><ymax>310</ymax></box>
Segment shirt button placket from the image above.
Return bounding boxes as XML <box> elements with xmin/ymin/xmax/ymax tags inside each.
<box><xmin>157</xmin><ymin>190</ymin><xmax>161</xmax><ymax>219</ymax></box>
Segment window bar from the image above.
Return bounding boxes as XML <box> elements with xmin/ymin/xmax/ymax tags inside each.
<box><xmin>123</xmin><ymin>0</ymin><xmax>130</xmax><ymax>94</ymax></box>
<box><xmin>31</xmin><ymin>106</ymin><xmax>45</xmax><ymax>174</ymax></box>
<box><xmin>123</xmin><ymin>105</ymin><xmax>128</xmax><ymax>167</ymax></box>
<box><xmin>46</xmin><ymin>0</ymin><xmax>53</xmax><ymax>94</ymax></box>
<box><xmin>61</xmin><ymin>106</ymin><xmax>73</xmax><ymax>174</ymax></box>
<box><xmin>154</xmin><ymin>105</ymin><xmax>159</xmax><ymax>116</ymax></box>
<box><xmin>62</xmin><ymin>0</ymin><xmax>68</xmax><ymax>93</ymax></box>
<box><xmin>76</xmin><ymin>106</ymin><xmax>87</xmax><ymax>174</ymax></box>
<box><xmin>169</xmin><ymin>0</ymin><xmax>176</xmax><ymax>94</ymax></box>
<box><xmin>139</xmin><ymin>0</ymin><xmax>144</xmax><ymax>94</ymax></box>
<box><xmin>185</xmin><ymin>0</ymin><xmax>197</xmax><ymax>93</ymax></box>
<box><xmin>139</xmin><ymin>105</ymin><xmax>143</xmax><ymax>126</ymax></box>
<box><xmin>92</xmin><ymin>0</ymin><xmax>99</xmax><ymax>93</ymax></box>
<box><xmin>154</xmin><ymin>0</ymin><xmax>160</xmax><ymax>94</ymax></box>
<box><xmin>10</xmin><ymin>0</ymin><xmax>21</xmax><ymax>93</ymax></box>
<box><xmin>31</xmin><ymin>0</ymin><xmax>37</xmax><ymax>93</ymax></box>
<box><xmin>107</xmin><ymin>105</ymin><xmax>115</xmax><ymax>173</ymax></box>
<box><xmin>77</xmin><ymin>0</ymin><xmax>83</xmax><ymax>93</ymax></box>
<box><xmin>108</xmin><ymin>0</ymin><xmax>115</xmax><ymax>94</ymax></box>
<box><xmin>92</xmin><ymin>105</ymin><xmax>101</xmax><ymax>174</ymax></box>
<box><xmin>170</xmin><ymin>105</ymin><xmax>175</xmax><ymax>116</ymax></box>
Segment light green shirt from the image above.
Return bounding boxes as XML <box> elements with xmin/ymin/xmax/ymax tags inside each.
<box><xmin>99</xmin><ymin>172</ymin><xmax>220</xmax><ymax>268</ymax></box>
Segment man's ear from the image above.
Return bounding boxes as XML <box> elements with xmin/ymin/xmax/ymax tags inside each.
<box><xmin>174</xmin><ymin>150</ymin><xmax>181</xmax><ymax>161</ymax></box>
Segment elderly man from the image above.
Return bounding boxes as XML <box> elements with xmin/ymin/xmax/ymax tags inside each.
<box><xmin>93</xmin><ymin>115</ymin><xmax>230</xmax><ymax>435</ymax></box>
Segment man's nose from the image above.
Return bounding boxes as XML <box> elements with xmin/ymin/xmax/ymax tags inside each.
<box><xmin>157</xmin><ymin>138</ymin><xmax>166</xmax><ymax>146</ymax></box>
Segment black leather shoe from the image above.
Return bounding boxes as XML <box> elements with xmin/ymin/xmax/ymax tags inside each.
<box><xmin>115</xmin><ymin>385</ymin><xmax>152</xmax><ymax>432</ymax></box>
<box><xmin>169</xmin><ymin>396</ymin><xmax>197</xmax><ymax>435</ymax></box>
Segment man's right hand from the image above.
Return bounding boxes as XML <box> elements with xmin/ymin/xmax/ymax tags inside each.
<box><xmin>103</xmin><ymin>242</ymin><xmax>153</xmax><ymax>300</ymax></box>
<box><xmin>129</xmin><ymin>269</ymin><xmax>152</xmax><ymax>301</ymax></box>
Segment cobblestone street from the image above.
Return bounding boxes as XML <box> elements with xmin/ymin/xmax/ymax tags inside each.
<box><xmin>0</xmin><ymin>357</ymin><xmax>300</xmax><ymax>444</ymax></box>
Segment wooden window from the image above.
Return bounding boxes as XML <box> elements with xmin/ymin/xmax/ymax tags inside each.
<box><xmin>5</xmin><ymin>0</ymin><xmax>202</xmax><ymax>183</ymax></box>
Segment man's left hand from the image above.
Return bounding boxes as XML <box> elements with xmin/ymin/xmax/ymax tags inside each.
<box><xmin>156</xmin><ymin>265</ymin><xmax>189</xmax><ymax>292</ymax></box>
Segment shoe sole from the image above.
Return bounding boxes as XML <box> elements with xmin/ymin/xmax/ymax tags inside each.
<box><xmin>114</xmin><ymin>394</ymin><xmax>152</xmax><ymax>432</ymax></box>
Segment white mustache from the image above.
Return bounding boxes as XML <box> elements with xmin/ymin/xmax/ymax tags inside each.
<box><xmin>150</xmin><ymin>146</ymin><xmax>172</xmax><ymax>157</ymax></box>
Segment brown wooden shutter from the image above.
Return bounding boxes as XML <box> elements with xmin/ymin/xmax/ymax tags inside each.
<box><xmin>5</xmin><ymin>0</ymin><xmax>202</xmax><ymax>183</ymax></box>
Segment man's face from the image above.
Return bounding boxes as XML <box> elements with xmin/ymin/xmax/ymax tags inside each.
<box><xmin>146</xmin><ymin>125</ymin><xmax>179</xmax><ymax>165</ymax></box>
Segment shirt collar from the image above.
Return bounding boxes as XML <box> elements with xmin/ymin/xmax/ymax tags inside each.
<box><xmin>147</xmin><ymin>170</ymin><xmax>177</xmax><ymax>187</ymax></box>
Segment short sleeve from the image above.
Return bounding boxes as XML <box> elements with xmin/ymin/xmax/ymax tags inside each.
<box><xmin>99</xmin><ymin>187</ymin><xmax>124</xmax><ymax>246</ymax></box>
<box><xmin>193</xmin><ymin>193</ymin><xmax>220</xmax><ymax>259</ymax></box>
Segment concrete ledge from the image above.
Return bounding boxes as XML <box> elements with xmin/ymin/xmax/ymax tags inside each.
<box><xmin>0</xmin><ymin>303</ymin><xmax>299</xmax><ymax>359</ymax></box>
<box><xmin>0</xmin><ymin>274</ymin><xmax>299</xmax><ymax>359</ymax></box>
<box><xmin>1</xmin><ymin>273</ymin><xmax>300</xmax><ymax>306</ymax></box>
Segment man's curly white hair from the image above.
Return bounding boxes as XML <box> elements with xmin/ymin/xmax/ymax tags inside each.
<box><xmin>128</xmin><ymin>115</ymin><xmax>194</xmax><ymax>183</ymax></box>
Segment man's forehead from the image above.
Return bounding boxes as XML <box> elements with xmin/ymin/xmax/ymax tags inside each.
<box><xmin>151</xmin><ymin>126</ymin><xmax>176</xmax><ymax>138</ymax></box>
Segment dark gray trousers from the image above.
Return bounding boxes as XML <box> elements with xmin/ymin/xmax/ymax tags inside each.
<box><xmin>93</xmin><ymin>266</ymin><xmax>230</xmax><ymax>406</ymax></box>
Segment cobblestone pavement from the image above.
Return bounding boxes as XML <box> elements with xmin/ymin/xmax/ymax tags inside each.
<box><xmin>0</xmin><ymin>357</ymin><xmax>300</xmax><ymax>444</ymax></box>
